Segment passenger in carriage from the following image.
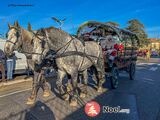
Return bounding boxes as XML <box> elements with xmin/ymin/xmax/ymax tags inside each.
<box><xmin>83</xmin><ymin>33</ymin><xmax>93</xmax><ymax>41</ymax></box>
<box><xmin>88</xmin><ymin>29</ymin><xmax>102</xmax><ymax>42</ymax></box>
<box><xmin>112</xmin><ymin>35</ymin><xmax>124</xmax><ymax>51</ymax></box>
<box><xmin>100</xmin><ymin>35</ymin><xmax>115</xmax><ymax>50</ymax></box>
<box><xmin>105</xmin><ymin>35</ymin><xmax>115</xmax><ymax>49</ymax></box>
<box><xmin>100</xmin><ymin>34</ymin><xmax>118</xmax><ymax>67</ymax></box>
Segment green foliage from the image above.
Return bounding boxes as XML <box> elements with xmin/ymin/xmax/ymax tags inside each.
<box><xmin>105</xmin><ymin>21</ymin><xmax>120</xmax><ymax>27</ymax></box>
<box><xmin>126</xmin><ymin>19</ymin><xmax>148</xmax><ymax>47</ymax></box>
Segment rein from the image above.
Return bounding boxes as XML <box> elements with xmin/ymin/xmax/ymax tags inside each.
<box><xmin>7</xmin><ymin>27</ymin><xmax>98</xmax><ymax>62</ymax></box>
<box><xmin>55</xmin><ymin>51</ymin><xmax>98</xmax><ymax>58</ymax></box>
<box><xmin>32</xmin><ymin>31</ymin><xmax>99</xmax><ymax>61</ymax></box>
<box><xmin>56</xmin><ymin>36</ymin><xmax>74</xmax><ymax>53</ymax></box>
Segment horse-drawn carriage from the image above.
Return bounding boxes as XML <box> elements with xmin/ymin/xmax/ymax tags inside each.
<box><xmin>77</xmin><ymin>21</ymin><xmax>139</xmax><ymax>88</ymax></box>
<box><xmin>4</xmin><ymin>21</ymin><xmax>139</xmax><ymax>106</ymax></box>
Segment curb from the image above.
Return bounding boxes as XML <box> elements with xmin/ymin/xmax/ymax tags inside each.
<box><xmin>0</xmin><ymin>77</ymin><xmax>32</xmax><ymax>87</ymax></box>
<box><xmin>0</xmin><ymin>88</ymin><xmax>32</xmax><ymax>98</ymax></box>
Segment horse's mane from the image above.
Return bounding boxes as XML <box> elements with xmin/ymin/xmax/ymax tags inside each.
<box><xmin>21</xmin><ymin>28</ymin><xmax>33</xmax><ymax>44</ymax></box>
<box><xmin>37</xmin><ymin>26</ymin><xmax>71</xmax><ymax>38</ymax></box>
<box><xmin>8</xmin><ymin>27</ymin><xmax>33</xmax><ymax>44</ymax></box>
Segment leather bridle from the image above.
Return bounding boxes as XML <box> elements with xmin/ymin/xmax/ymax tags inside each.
<box><xmin>6</xmin><ymin>27</ymin><xmax>22</xmax><ymax>47</ymax></box>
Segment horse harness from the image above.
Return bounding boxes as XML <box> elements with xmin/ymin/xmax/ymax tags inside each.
<box><xmin>7</xmin><ymin>27</ymin><xmax>99</xmax><ymax>68</ymax></box>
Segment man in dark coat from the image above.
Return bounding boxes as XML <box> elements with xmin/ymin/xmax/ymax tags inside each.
<box><xmin>0</xmin><ymin>49</ymin><xmax>6</xmax><ymax>81</ymax></box>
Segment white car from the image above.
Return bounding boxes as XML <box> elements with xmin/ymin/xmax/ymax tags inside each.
<box><xmin>0</xmin><ymin>38</ymin><xmax>28</xmax><ymax>74</ymax></box>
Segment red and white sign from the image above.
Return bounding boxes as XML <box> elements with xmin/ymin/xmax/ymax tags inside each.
<box><xmin>85</xmin><ymin>101</ymin><xmax>100</xmax><ymax>117</ymax></box>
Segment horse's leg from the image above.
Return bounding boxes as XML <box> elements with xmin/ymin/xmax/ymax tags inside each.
<box><xmin>70</xmin><ymin>71</ymin><xmax>78</xmax><ymax>107</ymax></box>
<box><xmin>56</xmin><ymin>69</ymin><xmax>69</xmax><ymax>100</ymax></box>
<box><xmin>95</xmin><ymin>57</ymin><xmax>106</xmax><ymax>93</ymax></box>
<box><xmin>89</xmin><ymin>66</ymin><xmax>99</xmax><ymax>86</ymax></box>
<box><xmin>41</xmin><ymin>72</ymin><xmax>50</xmax><ymax>97</ymax></box>
<box><xmin>80</xmin><ymin>69</ymin><xmax>88</xmax><ymax>98</ymax></box>
<box><xmin>26</xmin><ymin>71</ymin><xmax>41</xmax><ymax>105</ymax></box>
<box><xmin>96</xmin><ymin>71</ymin><xmax>106</xmax><ymax>93</ymax></box>
<box><xmin>65</xmin><ymin>75</ymin><xmax>73</xmax><ymax>101</ymax></box>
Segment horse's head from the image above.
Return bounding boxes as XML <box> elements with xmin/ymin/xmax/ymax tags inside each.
<box><xmin>4</xmin><ymin>21</ymin><xmax>23</xmax><ymax>57</ymax></box>
<box><xmin>31</xmin><ymin>28</ymin><xmax>49</xmax><ymax>64</ymax></box>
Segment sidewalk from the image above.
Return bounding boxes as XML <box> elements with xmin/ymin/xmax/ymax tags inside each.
<box><xmin>0</xmin><ymin>57</ymin><xmax>159</xmax><ymax>88</ymax></box>
<box><xmin>0</xmin><ymin>75</ymin><xmax>32</xmax><ymax>97</ymax></box>
<box><xmin>0</xmin><ymin>75</ymin><xmax>32</xmax><ymax>87</ymax></box>
<box><xmin>137</xmin><ymin>57</ymin><xmax>160</xmax><ymax>63</ymax></box>
<box><xmin>0</xmin><ymin>70</ymin><xmax>56</xmax><ymax>87</ymax></box>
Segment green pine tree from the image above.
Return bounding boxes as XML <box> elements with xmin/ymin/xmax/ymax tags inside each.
<box><xmin>126</xmin><ymin>19</ymin><xmax>149</xmax><ymax>47</ymax></box>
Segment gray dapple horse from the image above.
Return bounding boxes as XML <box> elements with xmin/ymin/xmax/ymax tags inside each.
<box><xmin>31</xmin><ymin>27</ymin><xmax>106</xmax><ymax>106</ymax></box>
<box><xmin>4</xmin><ymin>21</ymin><xmax>50</xmax><ymax>105</ymax></box>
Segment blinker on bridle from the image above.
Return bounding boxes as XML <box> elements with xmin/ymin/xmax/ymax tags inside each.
<box><xmin>30</xmin><ymin>29</ymin><xmax>47</xmax><ymax>49</ymax></box>
<box><xmin>29</xmin><ymin>29</ymin><xmax>48</xmax><ymax>58</ymax></box>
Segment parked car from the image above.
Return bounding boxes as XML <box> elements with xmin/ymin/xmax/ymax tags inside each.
<box><xmin>151</xmin><ymin>51</ymin><xmax>159</xmax><ymax>57</ymax></box>
<box><xmin>0</xmin><ymin>38</ymin><xmax>28</xmax><ymax>75</ymax></box>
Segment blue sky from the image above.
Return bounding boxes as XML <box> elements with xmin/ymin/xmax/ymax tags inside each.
<box><xmin>0</xmin><ymin>0</ymin><xmax>160</xmax><ymax>38</ymax></box>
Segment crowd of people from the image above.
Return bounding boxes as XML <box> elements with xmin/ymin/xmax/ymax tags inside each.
<box><xmin>0</xmin><ymin>49</ymin><xmax>15</xmax><ymax>82</ymax></box>
<box><xmin>138</xmin><ymin>49</ymin><xmax>151</xmax><ymax>61</ymax></box>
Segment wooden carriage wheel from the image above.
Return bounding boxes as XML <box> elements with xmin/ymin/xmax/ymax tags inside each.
<box><xmin>110</xmin><ymin>66</ymin><xmax>119</xmax><ymax>89</ymax></box>
<box><xmin>129</xmin><ymin>63</ymin><xmax>136</xmax><ymax>80</ymax></box>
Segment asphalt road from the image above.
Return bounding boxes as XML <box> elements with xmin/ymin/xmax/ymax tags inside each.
<box><xmin>0</xmin><ymin>62</ymin><xmax>160</xmax><ymax>120</ymax></box>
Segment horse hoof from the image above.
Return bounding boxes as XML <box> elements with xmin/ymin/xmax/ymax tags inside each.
<box><xmin>80</xmin><ymin>93</ymin><xmax>86</xmax><ymax>98</ymax></box>
<box><xmin>69</xmin><ymin>100</ymin><xmax>78</xmax><ymax>107</ymax></box>
<box><xmin>26</xmin><ymin>97</ymin><xmax>35</xmax><ymax>105</ymax></box>
<box><xmin>97</xmin><ymin>87</ymin><xmax>103</xmax><ymax>93</ymax></box>
<box><xmin>97</xmin><ymin>87</ymin><xmax>108</xmax><ymax>93</ymax></box>
<box><xmin>62</xmin><ymin>94</ymin><xmax>70</xmax><ymax>101</ymax></box>
<box><xmin>43</xmin><ymin>91</ymin><xmax>50</xmax><ymax>97</ymax></box>
<box><xmin>103</xmin><ymin>88</ymin><xmax>108</xmax><ymax>92</ymax></box>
